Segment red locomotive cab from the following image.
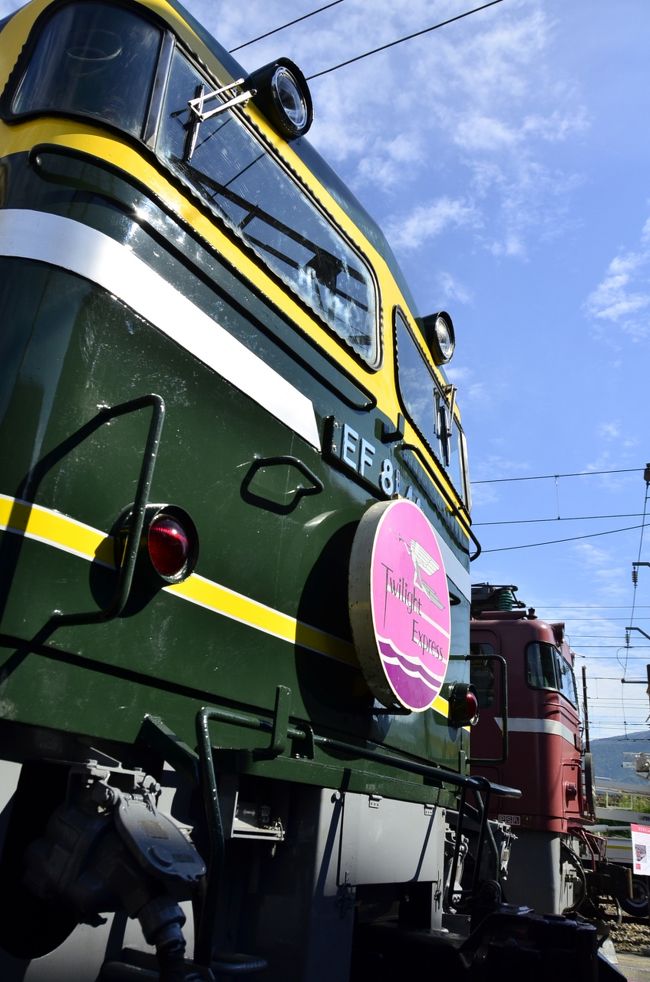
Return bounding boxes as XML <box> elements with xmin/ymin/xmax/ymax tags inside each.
<box><xmin>469</xmin><ymin>584</ymin><xmax>591</xmax><ymax>916</ymax></box>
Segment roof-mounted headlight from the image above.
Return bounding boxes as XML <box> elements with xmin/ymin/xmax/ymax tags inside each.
<box><xmin>417</xmin><ymin>310</ymin><xmax>456</xmax><ymax>365</ymax></box>
<box><xmin>246</xmin><ymin>58</ymin><xmax>313</xmax><ymax>140</ymax></box>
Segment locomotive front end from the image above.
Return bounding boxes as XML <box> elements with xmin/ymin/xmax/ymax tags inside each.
<box><xmin>0</xmin><ymin>3</ymin><xmax>617</xmax><ymax>980</ymax></box>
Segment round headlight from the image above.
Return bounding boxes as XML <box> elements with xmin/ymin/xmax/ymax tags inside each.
<box><xmin>418</xmin><ymin>310</ymin><xmax>456</xmax><ymax>365</ymax></box>
<box><xmin>272</xmin><ymin>66</ymin><xmax>310</xmax><ymax>134</ymax></box>
<box><xmin>434</xmin><ymin>314</ymin><xmax>454</xmax><ymax>361</ymax></box>
<box><xmin>247</xmin><ymin>58</ymin><xmax>313</xmax><ymax>140</ymax></box>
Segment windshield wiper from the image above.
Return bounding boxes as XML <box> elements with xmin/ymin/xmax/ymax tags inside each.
<box><xmin>185</xmin><ymin>80</ymin><xmax>253</xmax><ymax>161</ymax></box>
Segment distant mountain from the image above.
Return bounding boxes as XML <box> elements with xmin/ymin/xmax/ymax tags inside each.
<box><xmin>590</xmin><ymin>730</ymin><xmax>650</xmax><ymax>791</ymax></box>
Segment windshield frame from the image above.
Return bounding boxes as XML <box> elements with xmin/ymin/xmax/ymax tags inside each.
<box><xmin>394</xmin><ymin>306</ymin><xmax>470</xmax><ymax>507</ymax></box>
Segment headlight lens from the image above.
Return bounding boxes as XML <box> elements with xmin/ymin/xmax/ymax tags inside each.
<box><xmin>272</xmin><ymin>66</ymin><xmax>309</xmax><ymax>133</ymax></box>
<box><xmin>418</xmin><ymin>310</ymin><xmax>456</xmax><ymax>364</ymax></box>
<box><xmin>247</xmin><ymin>58</ymin><xmax>313</xmax><ymax>139</ymax></box>
<box><xmin>433</xmin><ymin>313</ymin><xmax>455</xmax><ymax>363</ymax></box>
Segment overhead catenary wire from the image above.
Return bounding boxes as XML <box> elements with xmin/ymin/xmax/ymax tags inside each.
<box><xmin>481</xmin><ymin>521</ymin><xmax>649</xmax><ymax>553</ymax></box>
<box><xmin>620</xmin><ymin>470</ymin><xmax>650</xmax><ymax>675</ymax></box>
<box><xmin>589</xmin><ymin>726</ymin><xmax>649</xmax><ymax>734</ymax></box>
<box><xmin>534</xmin><ymin>605</ymin><xmax>650</xmax><ymax>610</ymax></box>
<box><xmin>473</xmin><ymin>466</ymin><xmax>641</xmax><ymax>485</ymax></box>
<box><xmin>229</xmin><ymin>0</ymin><xmax>344</xmax><ymax>53</ymax></box>
<box><xmin>306</xmin><ymin>0</ymin><xmax>505</xmax><ymax>80</ymax></box>
<box><xmin>591</xmin><ymin>675</ymin><xmax>649</xmax><ymax>680</ymax></box>
<box><xmin>475</xmin><ymin>512</ymin><xmax>645</xmax><ymax>526</ymax></box>
<box><xmin>574</xmin><ymin>646</ymin><xmax>650</xmax><ymax>650</ymax></box>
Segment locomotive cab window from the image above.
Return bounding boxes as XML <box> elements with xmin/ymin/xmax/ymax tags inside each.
<box><xmin>5</xmin><ymin>3</ymin><xmax>378</xmax><ymax>365</ymax></box>
<box><xmin>395</xmin><ymin>310</ymin><xmax>469</xmax><ymax>505</ymax></box>
<box><xmin>526</xmin><ymin>642</ymin><xmax>578</xmax><ymax>707</ymax></box>
<box><xmin>9</xmin><ymin>1</ymin><xmax>162</xmax><ymax>139</ymax></box>
<box><xmin>469</xmin><ymin>641</ymin><xmax>496</xmax><ymax>708</ymax></box>
<box><xmin>556</xmin><ymin>654</ymin><xmax>578</xmax><ymax>705</ymax></box>
<box><xmin>156</xmin><ymin>49</ymin><xmax>378</xmax><ymax>364</ymax></box>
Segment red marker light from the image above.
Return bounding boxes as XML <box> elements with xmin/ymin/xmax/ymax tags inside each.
<box><xmin>462</xmin><ymin>689</ymin><xmax>479</xmax><ymax>724</ymax></box>
<box><xmin>449</xmin><ymin>683</ymin><xmax>479</xmax><ymax>728</ymax></box>
<box><xmin>148</xmin><ymin>515</ymin><xmax>191</xmax><ymax>579</ymax></box>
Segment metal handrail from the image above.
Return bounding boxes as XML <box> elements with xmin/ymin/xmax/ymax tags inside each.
<box><xmin>49</xmin><ymin>393</ymin><xmax>166</xmax><ymax>627</ymax></box>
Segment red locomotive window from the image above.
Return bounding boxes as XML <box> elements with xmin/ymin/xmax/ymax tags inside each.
<box><xmin>556</xmin><ymin>654</ymin><xmax>579</xmax><ymax>705</ymax></box>
<box><xmin>526</xmin><ymin>642</ymin><xmax>578</xmax><ymax>706</ymax></box>
<box><xmin>469</xmin><ymin>641</ymin><xmax>496</xmax><ymax>708</ymax></box>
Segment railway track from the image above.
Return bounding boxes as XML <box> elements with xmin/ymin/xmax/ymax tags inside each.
<box><xmin>610</xmin><ymin>914</ymin><xmax>650</xmax><ymax>954</ymax></box>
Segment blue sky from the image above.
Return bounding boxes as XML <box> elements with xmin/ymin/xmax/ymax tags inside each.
<box><xmin>2</xmin><ymin>0</ymin><xmax>649</xmax><ymax>742</ymax></box>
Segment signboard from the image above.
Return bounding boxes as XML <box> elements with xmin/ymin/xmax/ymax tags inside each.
<box><xmin>349</xmin><ymin>499</ymin><xmax>451</xmax><ymax>712</ymax></box>
<box><xmin>631</xmin><ymin>823</ymin><xmax>650</xmax><ymax>875</ymax></box>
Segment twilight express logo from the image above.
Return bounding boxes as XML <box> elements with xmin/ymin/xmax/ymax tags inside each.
<box><xmin>349</xmin><ymin>499</ymin><xmax>451</xmax><ymax>712</ymax></box>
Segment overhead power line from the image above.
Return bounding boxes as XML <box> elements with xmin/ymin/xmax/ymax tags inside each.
<box><xmin>536</xmin><ymin>605</ymin><xmax>650</xmax><ymax>610</ymax></box>
<box><xmin>473</xmin><ymin>466</ymin><xmax>641</xmax><ymax>485</ymax></box>
<box><xmin>576</xmin><ymin>652</ymin><xmax>648</xmax><ymax>674</ymax></box>
<box><xmin>482</xmin><ymin>521</ymin><xmax>649</xmax><ymax>553</ymax></box>
<box><xmin>475</xmin><ymin>512</ymin><xmax>645</xmax><ymax>527</ymax></box>
<box><xmin>229</xmin><ymin>0</ymin><xmax>344</xmax><ymax>53</ymax></box>
<box><xmin>590</xmin><ymin>675</ymin><xmax>646</xmax><ymax>680</ymax></box>
<box><xmin>306</xmin><ymin>0</ymin><xmax>505</xmax><ymax>80</ymax></box>
<box><xmin>591</xmin><ymin>731</ymin><xmax>650</xmax><ymax>736</ymax></box>
<box><xmin>627</xmin><ymin>478</ymin><xmax>650</xmax><ymax>637</ymax></box>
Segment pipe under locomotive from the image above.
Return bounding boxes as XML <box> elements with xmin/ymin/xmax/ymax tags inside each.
<box><xmin>0</xmin><ymin>1</ymin><xmax>625</xmax><ymax>979</ymax></box>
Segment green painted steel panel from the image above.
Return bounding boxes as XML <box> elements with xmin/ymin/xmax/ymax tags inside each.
<box><xmin>0</xmin><ymin>152</ymin><xmax>470</xmax><ymax>795</ymax></box>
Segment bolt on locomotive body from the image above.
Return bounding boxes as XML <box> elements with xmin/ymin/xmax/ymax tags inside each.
<box><xmin>0</xmin><ymin>2</ymin><xmax>623</xmax><ymax>979</ymax></box>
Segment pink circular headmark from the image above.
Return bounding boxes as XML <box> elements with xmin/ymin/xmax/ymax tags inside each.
<box><xmin>349</xmin><ymin>499</ymin><xmax>451</xmax><ymax>712</ymax></box>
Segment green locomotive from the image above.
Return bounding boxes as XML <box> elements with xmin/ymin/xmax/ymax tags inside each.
<box><xmin>0</xmin><ymin>1</ymin><xmax>618</xmax><ymax>979</ymax></box>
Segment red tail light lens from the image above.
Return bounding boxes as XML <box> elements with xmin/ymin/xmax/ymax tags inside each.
<box><xmin>148</xmin><ymin>515</ymin><xmax>191</xmax><ymax>579</ymax></box>
<box><xmin>112</xmin><ymin>503</ymin><xmax>199</xmax><ymax>588</ymax></box>
<box><xmin>448</xmin><ymin>683</ymin><xmax>479</xmax><ymax>728</ymax></box>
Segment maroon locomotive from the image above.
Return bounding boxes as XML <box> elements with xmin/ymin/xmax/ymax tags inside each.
<box><xmin>469</xmin><ymin>583</ymin><xmax>627</xmax><ymax>918</ymax></box>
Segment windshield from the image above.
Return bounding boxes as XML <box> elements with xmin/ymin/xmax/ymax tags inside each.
<box><xmin>156</xmin><ymin>49</ymin><xmax>378</xmax><ymax>364</ymax></box>
<box><xmin>11</xmin><ymin>1</ymin><xmax>161</xmax><ymax>138</ymax></box>
<box><xmin>395</xmin><ymin>310</ymin><xmax>469</xmax><ymax>505</ymax></box>
<box><xmin>526</xmin><ymin>642</ymin><xmax>578</xmax><ymax>706</ymax></box>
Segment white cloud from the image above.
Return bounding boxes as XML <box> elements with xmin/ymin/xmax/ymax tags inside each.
<box><xmin>573</xmin><ymin>541</ymin><xmax>612</xmax><ymax>569</ymax></box>
<box><xmin>521</xmin><ymin>107</ymin><xmax>590</xmax><ymax>143</ymax></box>
<box><xmin>586</xmin><ymin>252</ymin><xmax>650</xmax><ymax>323</ymax></box>
<box><xmin>454</xmin><ymin>115</ymin><xmax>518</xmax><ymax>153</ymax></box>
<box><xmin>598</xmin><ymin>422</ymin><xmax>621</xmax><ymax>440</ymax></box>
<box><xmin>489</xmin><ymin>233</ymin><xmax>525</xmax><ymax>258</ymax></box>
<box><xmin>220</xmin><ymin>0</ymin><xmax>590</xmax><ymax>265</ymax></box>
<box><xmin>385</xmin><ymin>197</ymin><xmax>480</xmax><ymax>251</ymax></box>
<box><xmin>570</xmin><ymin>543</ymin><xmax>631</xmax><ymax>601</ymax></box>
<box><xmin>585</xmin><ymin>229</ymin><xmax>650</xmax><ymax>341</ymax></box>
<box><xmin>437</xmin><ymin>271</ymin><xmax>473</xmax><ymax>305</ymax></box>
<box><xmin>445</xmin><ymin>364</ymin><xmax>492</xmax><ymax>412</ymax></box>
<box><xmin>471</xmin><ymin>453</ymin><xmax>532</xmax><ymax>482</ymax></box>
<box><xmin>356</xmin><ymin>133</ymin><xmax>426</xmax><ymax>192</ymax></box>
<box><xmin>642</xmin><ymin>217</ymin><xmax>650</xmax><ymax>244</ymax></box>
